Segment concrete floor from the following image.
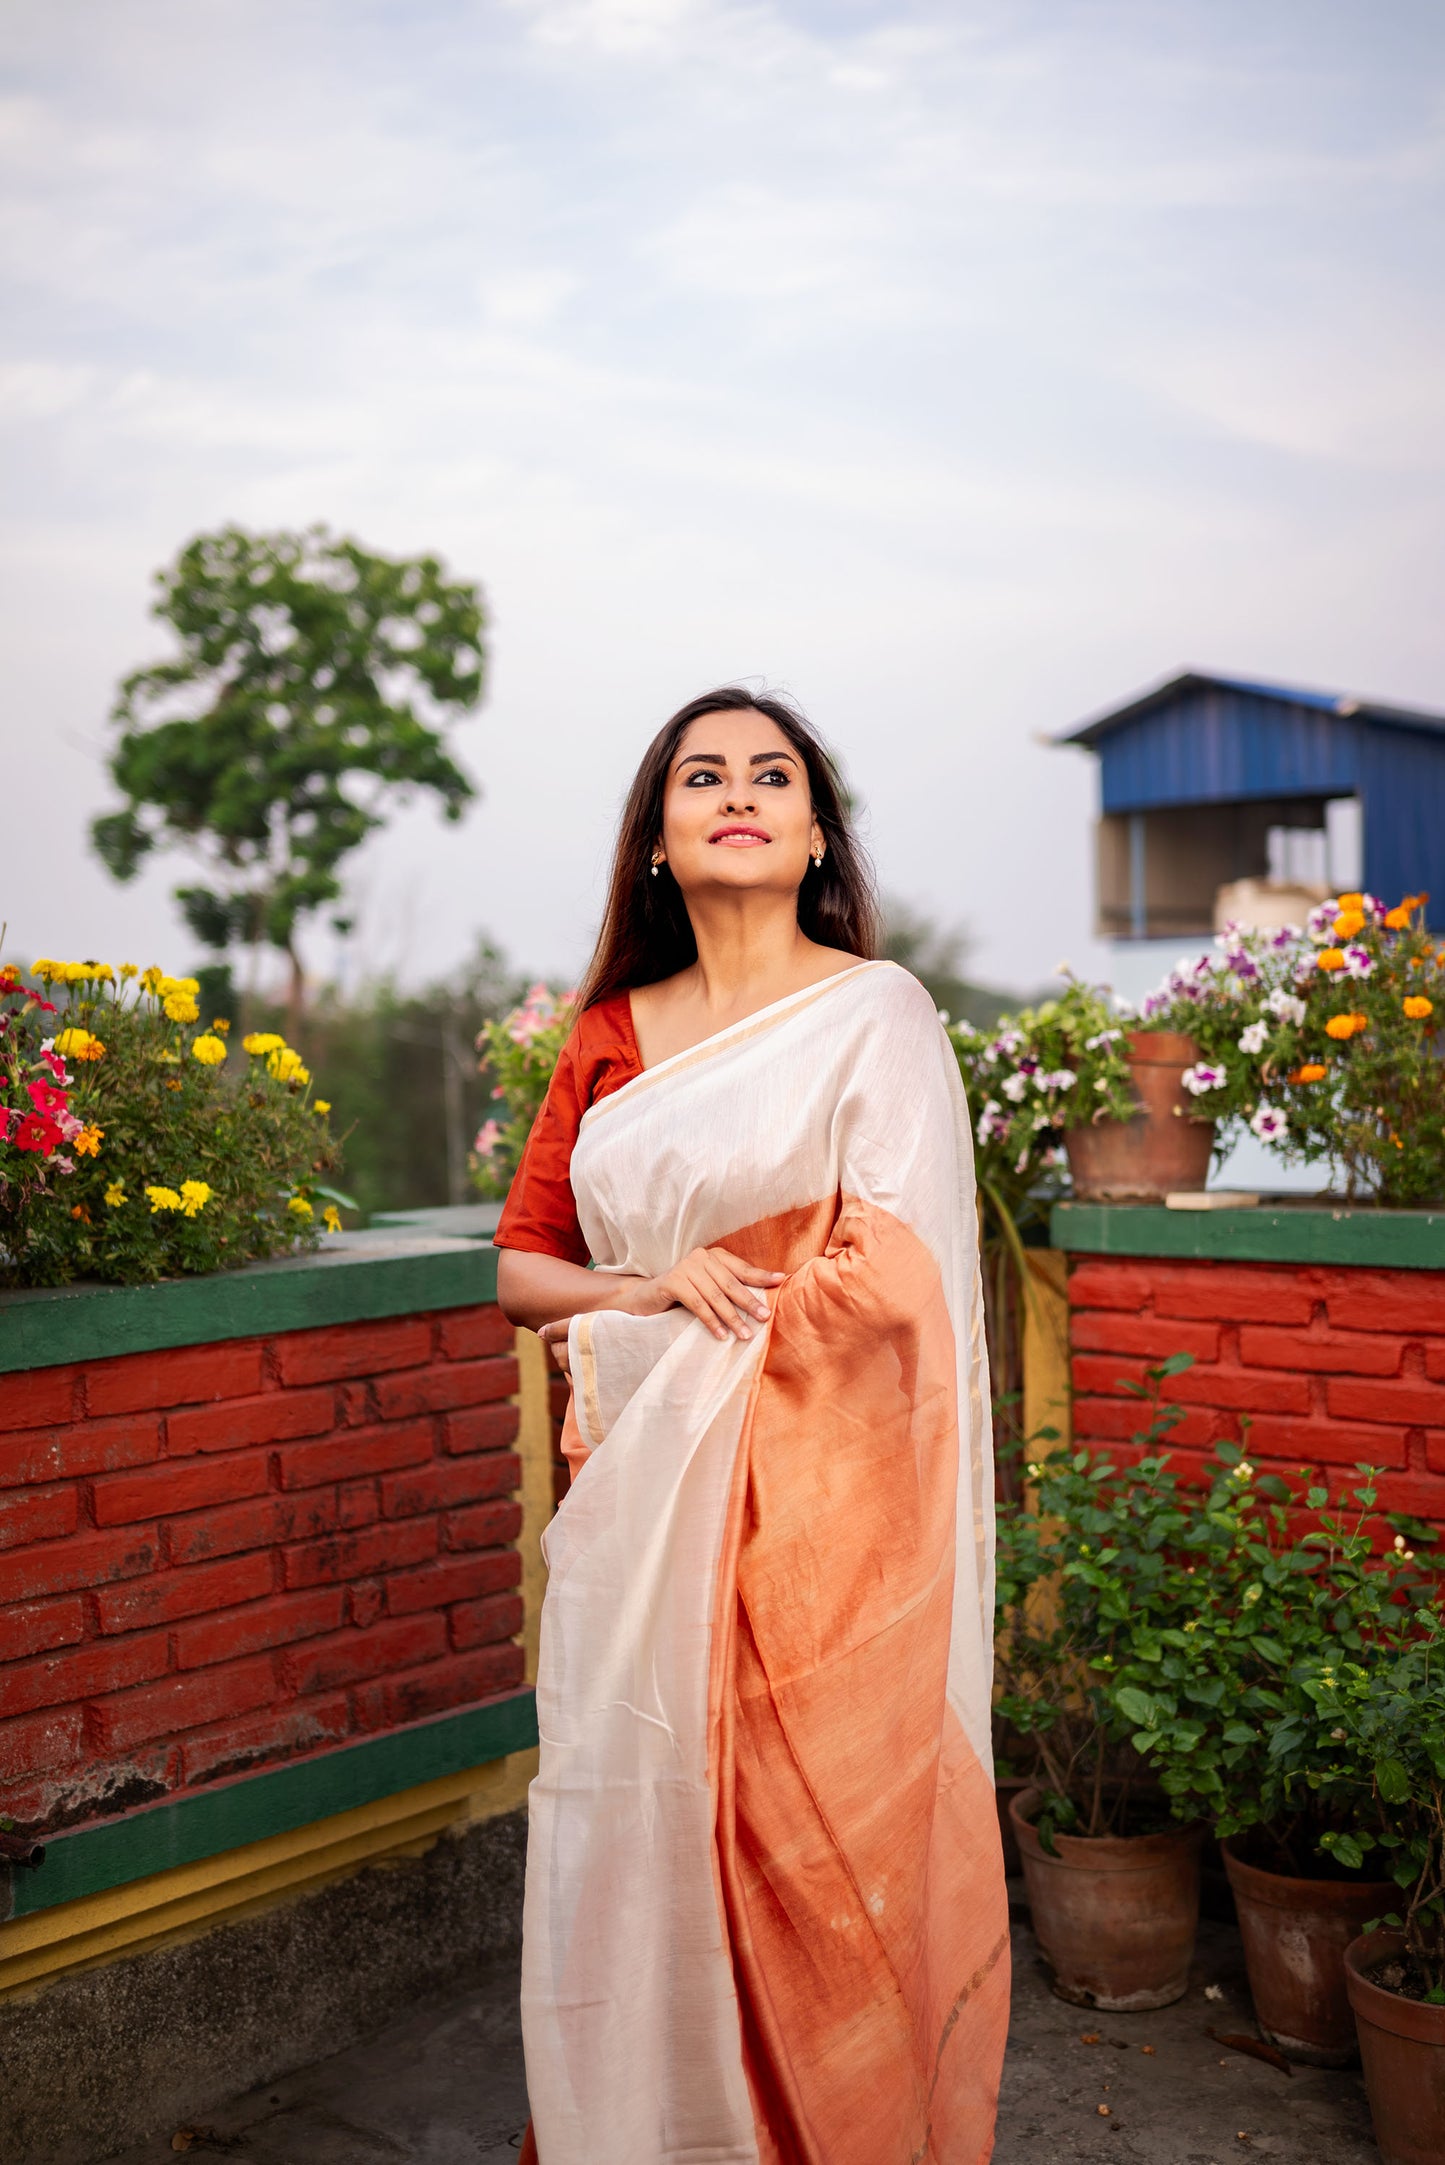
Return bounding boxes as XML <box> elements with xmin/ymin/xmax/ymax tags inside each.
<box><xmin>106</xmin><ymin>1908</ymin><xmax>1377</xmax><ymax>2164</ymax></box>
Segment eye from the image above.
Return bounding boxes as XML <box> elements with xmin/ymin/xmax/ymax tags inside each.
<box><xmin>683</xmin><ymin>767</ymin><xmax>722</xmax><ymax>786</ymax></box>
<box><xmin>757</xmin><ymin>766</ymin><xmax>792</xmax><ymax>786</ymax></box>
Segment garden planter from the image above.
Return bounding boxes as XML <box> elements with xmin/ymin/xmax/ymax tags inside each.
<box><xmin>1223</xmin><ymin>1841</ymin><xmax>1390</xmax><ymax>2065</ymax></box>
<box><xmin>1064</xmin><ymin>1031</ymin><xmax>1214</xmax><ymax>1203</ymax></box>
<box><xmin>1009</xmin><ymin>1787</ymin><xmax>1204</xmax><ymax>2009</ymax></box>
<box><xmin>1345</xmin><ymin>1929</ymin><xmax>1445</xmax><ymax>2165</ymax></box>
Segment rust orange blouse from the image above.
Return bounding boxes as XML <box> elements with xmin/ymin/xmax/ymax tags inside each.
<box><xmin>492</xmin><ymin>993</ymin><xmax>642</xmax><ymax>1266</ymax></box>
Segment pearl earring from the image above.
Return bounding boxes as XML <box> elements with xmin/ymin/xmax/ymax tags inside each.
<box><xmin>812</xmin><ymin>849</ymin><xmax>824</xmax><ymax>867</ymax></box>
<box><xmin>650</xmin><ymin>859</ymin><xmax>661</xmax><ymax>877</ymax></box>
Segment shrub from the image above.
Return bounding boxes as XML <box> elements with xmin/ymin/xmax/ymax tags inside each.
<box><xmin>0</xmin><ymin>959</ymin><xmax>342</xmax><ymax>1286</ymax></box>
<box><xmin>470</xmin><ymin>982</ymin><xmax>577</xmax><ymax>1198</ymax></box>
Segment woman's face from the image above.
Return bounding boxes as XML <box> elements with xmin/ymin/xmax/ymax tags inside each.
<box><xmin>658</xmin><ymin>708</ymin><xmax>823</xmax><ymax>903</ymax></box>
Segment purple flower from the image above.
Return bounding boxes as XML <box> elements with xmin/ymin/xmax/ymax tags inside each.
<box><xmin>1181</xmin><ymin>1062</ymin><xmax>1226</xmax><ymax>1094</ymax></box>
<box><xmin>1342</xmin><ymin>944</ymin><xmax>1374</xmax><ymax>979</ymax></box>
<box><xmin>1250</xmin><ymin>1103</ymin><xmax>1287</xmax><ymax>1143</ymax></box>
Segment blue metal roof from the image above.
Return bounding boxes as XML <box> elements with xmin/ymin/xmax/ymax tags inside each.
<box><xmin>1062</xmin><ymin>669</ymin><xmax>1445</xmax><ymax>748</ymax></box>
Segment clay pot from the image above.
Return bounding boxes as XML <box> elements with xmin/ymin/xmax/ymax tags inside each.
<box><xmin>1009</xmin><ymin>1787</ymin><xmax>1204</xmax><ymax>2010</ymax></box>
<box><xmin>1223</xmin><ymin>1840</ymin><xmax>1391</xmax><ymax>2065</ymax></box>
<box><xmin>1064</xmin><ymin>1031</ymin><xmax>1215</xmax><ymax>1203</ymax></box>
<box><xmin>996</xmin><ymin>1776</ymin><xmax>1031</xmax><ymax>1878</ymax></box>
<box><xmin>1345</xmin><ymin>1928</ymin><xmax>1445</xmax><ymax>2165</ymax></box>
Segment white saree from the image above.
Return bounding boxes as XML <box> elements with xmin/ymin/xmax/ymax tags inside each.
<box><xmin>521</xmin><ymin>961</ymin><xmax>1008</xmax><ymax>2165</ymax></box>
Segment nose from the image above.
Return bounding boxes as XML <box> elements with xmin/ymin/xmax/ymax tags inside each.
<box><xmin>722</xmin><ymin>783</ymin><xmax>756</xmax><ymax>813</ymax></box>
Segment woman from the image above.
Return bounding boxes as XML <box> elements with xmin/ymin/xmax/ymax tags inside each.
<box><xmin>496</xmin><ymin>687</ymin><xmax>1008</xmax><ymax>2165</ymax></box>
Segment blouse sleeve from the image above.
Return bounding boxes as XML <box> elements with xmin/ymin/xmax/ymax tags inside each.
<box><xmin>493</xmin><ymin>1031</ymin><xmax>591</xmax><ymax>1266</ymax></box>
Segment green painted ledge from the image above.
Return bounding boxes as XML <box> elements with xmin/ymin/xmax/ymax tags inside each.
<box><xmin>1052</xmin><ymin>1200</ymin><xmax>1445</xmax><ymax>1270</ymax></box>
<box><xmin>371</xmin><ymin>1203</ymin><xmax>502</xmax><ymax>1241</ymax></box>
<box><xmin>4</xmin><ymin>1688</ymin><xmax>538</xmax><ymax>1920</ymax></box>
<box><xmin>0</xmin><ymin>1230</ymin><xmax>500</xmax><ymax>1376</ymax></box>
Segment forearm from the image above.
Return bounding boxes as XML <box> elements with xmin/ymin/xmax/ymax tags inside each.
<box><xmin>495</xmin><ymin>1247</ymin><xmax>637</xmax><ymax>1334</ymax></box>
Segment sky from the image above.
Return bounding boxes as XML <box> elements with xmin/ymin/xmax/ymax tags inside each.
<box><xmin>5</xmin><ymin>0</ymin><xmax>1445</xmax><ymax>1000</ymax></box>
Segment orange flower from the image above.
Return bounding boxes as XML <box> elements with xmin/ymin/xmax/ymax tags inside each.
<box><xmin>1290</xmin><ymin>1063</ymin><xmax>1328</xmax><ymax>1083</ymax></box>
<box><xmin>1404</xmin><ymin>995</ymin><xmax>1434</xmax><ymax>1020</ymax></box>
<box><xmin>1325</xmin><ymin>1012</ymin><xmax>1368</xmax><ymax>1040</ymax></box>
<box><xmin>1385</xmin><ymin>905</ymin><xmax>1412</xmax><ymax>931</ymax></box>
<box><xmin>1333</xmin><ymin>910</ymin><xmax>1366</xmax><ymax>939</ymax></box>
<box><xmin>1337</xmin><ymin>892</ymin><xmax>1365</xmax><ymax>911</ymax></box>
<box><xmin>1316</xmin><ymin>947</ymin><xmax>1346</xmax><ymax>973</ymax></box>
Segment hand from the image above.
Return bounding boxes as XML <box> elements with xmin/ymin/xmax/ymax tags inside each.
<box><xmin>617</xmin><ymin>1247</ymin><xmax>785</xmax><ymax>1342</ymax></box>
<box><xmin>537</xmin><ymin>1318</ymin><xmax>572</xmax><ymax>1378</ymax></box>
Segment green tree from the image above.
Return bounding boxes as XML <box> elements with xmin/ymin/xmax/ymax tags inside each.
<box><xmin>91</xmin><ymin>524</ymin><xmax>485</xmax><ymax>1023</ymax></box>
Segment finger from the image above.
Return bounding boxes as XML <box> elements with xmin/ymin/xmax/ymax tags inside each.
<box><xmin>697</xmin><ymin>1257</ymin><xmax>763</xmax><ymax>1338</ymax></box>
<box><xmin>711</xmin><ymin>1263</ymin><xmax>773</xmax><ymax>1325</ymax></box>
<box><xmin>674</xmin><ymin>1278</ymin><xmax>731</xmax><ymax>1340</ymax></box>
<box><xmin>709</xmin><ymin>1251</ymin><xmax>786</xmax><ymax>1286</ymax></box>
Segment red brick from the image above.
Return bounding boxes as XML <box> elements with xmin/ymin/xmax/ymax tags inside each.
<box><xmin>352</xmin><ymin>1645</ymin><xmax>524</xmax><ymax>1730</ymax></box>
<box><xmin>382</xmin><ymin>1454</ymin><xmax>520</xmax><ymax>1519</ymax></box>
<box><xmin>1066</xmin><ymin>1259</ymin><xmax>1154</xmax><ymax>1312</ymax></box>
<box><xmin>373</xmin><ymin>1358</ymin><xmax>517</xmax><ymax>1422</ymax></box>
<box><xmin>450</xmin><ymin>1591</ymin><xmax>524</xmax><ymax>1652</ymax></box>
<box><xmin>1327</xmin><ymin>1375</ymin><xmax>1445</xmax><ymax>1427</ymax></box>
<box><xmin>95</xmin><ymin>1549</ymin><xmax>274</xmax><ymax>1634</ymax></box>
<box><xmin>348</xmin><ymin>1580</ymin><xmax>385</xmax><ymax>1628</ymax></box>
<box><xmin>1184</xmin><ymin>1367</ymin><xmax>1311</xmax><ymax>1415</ymax></box>
<box><xmin>166</xmin><ymin>1387</ymin><xmax>334</xmax><ymax>1458</ymax></box>
<box><xmin>0</xmin><ymin>1414</ymin><xmax>161</xmax><ymax>1491</ymax></box>
<box><xmin>181</xmin><ymin>1693</ymin><xmax>350</xmax><ymax>1785</ymax></box>
<box><xmin>0</xmin><ymin>1629</ymin><xmax>168</xmax><ymax>1720</ymax></box>
<box><xmin>274</xmin><ymin>1318</ymin><xmax>433</xmax><ymax>1387</ymax></box>
<box><xmin>0</xmin><ymin>1484</ymin><xmax>79</xmax><ymax>1551</ymax></box>
<box><xmin>275</xmin><ymin>1420</ymin><xmax>432</xmax><ymax>1491</ymax></box>
<box><xmin>0</xmin><ymin>1704</ymin><xmax>84</xmax><ymax>1783</ymax></box>
<box><xmin>1069</xmin><ymin>1314</ymin><xmax>1221</xmax><ymax>1362</ymax></box>
<box><xmin>443</xmin><ymin>1499</ymin><xmax>523</xmax><ymax>1552</ymax></box>
<box><xmin>1426</xmin><ymin>1345</ymin><xmax>1445</xmax><ymax>1383</ymax></box>
<box><xmin>440</xmin><ymin>1403</ymin><xmax>519</xmax><ymax>1458</ymax></box>
<box><xmin>280</xmin><ymin>1613</ymin><xmax>446</xmax><ymax>1695</ymax></box>
<box><xmin>386</xmin><ymin>1550</ymin><xmax>520</xmax><ymax>1616</ymax></box>
<box><xmin>1372</xmin><ymin>1462</ymin><xmax>1445</xmax><ymax>1509</ymax></box>
<box><xmin>435</xmin><ymin>1307</ymin><xmax>513</xmax><ymax>1361</ymax></box>
<box><xmin>1239</xmin><ymin>1326</ymin><xmax>1405</xmax><ymax>1377</ymax></box>
<box><xmin>164</xmin><ymin>1492</ymin><xmax>338</xmax><ymax>1567</ymax></box>
<box><xmin>1151</xmin><ymin>1265</ymin><xmax>1316</xmax><ymax>1327</ymax></box>
<box><xmin>92</xmin><ymin>1654</ymin><xmax>276</xmax><ymax>1751</ymax></box>
<box><xmin>0</xmin><ymin>1365</ymin><xmax>78</xmax><ymax>1434</ymax></box>
<box><xmin>1242</xmin><ymin>1415</ymin><xmax>1410</xmax><ymax>1469</ymax></box>
<box><xmin>0</xmin><ymin>1524</ymin><xmax>158</xmax><ymax>1606</ymax></box>
<box><xmin>0</xmin><ymin>1594</ymin><xmax>85</xmax><ymax>1661</ymax></box>
<box><xmin>1070</xmin><ymin>1396</ymin><xmax>1224</xmax><ymax>1452</ymax></box>
<box><xmin>93</xmin><ymin>1453</ymin><xmax>270</xmax><ymax>1526</ymax></box>
<box><xmin>86</xmin><ymin>1341</ymin><xmax>265</xmax><ymax>1418</ymax></box>
<box><xmin>173</xmin><ymin>1586</ymin><xmax>344</xmax><ymax>1669</ymax></box>
<box><xmin>339</xmin><ymin>1480</ymin><xmax>379</xmax><ymax>1529</ymax></box>
<box><xmin>283</xmin><ymin>1517</ymin><xmax>438</xmax><ymax>1589</ymax></box>
<box><xmin>1323</xmin><ymin>1273</ymin><xmax>1445</xmax><ymax>1337</ymax></box>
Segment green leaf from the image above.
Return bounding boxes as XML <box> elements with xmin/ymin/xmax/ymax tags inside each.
<box><xmin>1374</xmin><ymin>1757</ymin><xmax>1411</xmax><ymax>1804</ymax></box>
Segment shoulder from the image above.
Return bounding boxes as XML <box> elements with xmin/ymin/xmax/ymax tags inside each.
<box><xmin>566</xmin><ymin>992</ymin><xmax>642</xmax><ymax>1109</ymax></box>
<box><xmin>846</xmin><ymin>960</ymin><xmax>944</xmax><ymax>1030</ymax></box>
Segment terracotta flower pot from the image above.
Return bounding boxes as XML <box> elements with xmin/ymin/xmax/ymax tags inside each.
<box><xmin>1064</xmin><ymin>1031</ymin><xmax>1215</xmax><ymax>1203</ymax></box>
<box><xmin>1345</xmin><ymin>1928</ymin><xmax>1445</xmax><ymax>2165</ymax></box>
<box><xmin>996</xmin><ymin>1775</ymin><xmax>1031</xmax><ymax>1879</ymax></box>
<box><xmin>1223</xmin><ymin>1840</ymin><xmax>1391</xmax><ymax>2065</ymax></box>
<box><xmin>1009</xmin><ymin>1786</ymin><xmax>1204</xmax><ymax>2010</ymax></box>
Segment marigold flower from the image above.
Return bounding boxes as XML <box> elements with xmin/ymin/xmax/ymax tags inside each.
<box><xmin>179</xmin><ymin>1179</ymin><xmax>212</xmax><ymax>1217</ymax></box>
<box><xmin>211</xmin><ymin>1017</ymin><xmax>230</xmax><ymax>1034</ymax></box>
<box><xmin>104</xmin><ymin>1181</ymin><xmax>126</xmax><ymax>1207</ymax></box>
<box><xmin>322</xmin><ymin>1205</ymin><xmax>342</xmax><ymax>1234</ymax></box>
<box><xmin>191</xmin><ymin>1034</ymin><xmax>228</xmax><ymax>1066</ymax></box>
<box><xmin>71</xmin><ymin>1203</ymin><xmax>92</xmax><ymax>1222</ymax></box>
<box><xmin>313</xmin><ymin>1099</ymin><xmax>331</xmax><ymax>1115</ymax></box>
<box><xmin>73</xmin><ymin>1123</ymin><xmax>104</xmax><ymax>1157</ymax></box>
<box><xmin>1316</xmin><ymin>948</ymin><xmax>1346</xmax><ymax>973</ymax></box>
<box><xmin>119</xmin><ymin>962</ymin><xmax>138</xmax><ymax>980</ymax></box>
<box><xmin>267</xmin><ymin>1047</ymin><xmax>310</xmax><ymax>1086</ymax></box>
<box><xmin>53</xmin><ymin>1027</ymin><xmax>105</xmax><ymax>1062</ymax></box>
<box><xmin>242</xmin><ymin>1032</ymin><xmax>285</xmax><ymax>1056</ymax></box>
<box><xmin>1291</xmin><ymin>1062</ymin><xmax>1329</xmax><ymax>1083</ymax></box>
<box><xmin>1333</xmin><ymin>910</ymin><xmax>1366</xmax><ymax>939</ymax></box>
<box><xmin>1337</xmin><ymin>892</ymin><xmax>1365</xmax><ymax>911</ymax></box>
<box><xmin>287</xmin><ymin>1194</ymin><xmax>314</xmax><ymax>1219</ymax></box>
<box><xmin>1325</xmin><ymin>1012</ymin><xmax>1368</xmax><ymax>1039</ymax></box>
<box><xmin>145</xmin><ymin>1185</ymin><xmax>181</xmax><ymax>1213</ymax></box>
<box><xmin>1404</xmin><ymin>995</ymin><xmax>1434</xmax><ymax>1020</ymax></box>
<box><xmin>31</xmin><ymin>958</ymin><xmax>62</xmax><ymax>982</ymax></box>
<box><xmin>163</xmin><ymin>992</ymin><xmax>200</xmax><ymax>1024</ymax></box>
<box><xmin>140</xmin><ymin>966</ymin><xmax>165</xmax><ymax>994</ymax></box>
<box><xmin>1384</xmin><ymin>905</ymin><xmax>1412</xmax><ymax>931</ymax></box>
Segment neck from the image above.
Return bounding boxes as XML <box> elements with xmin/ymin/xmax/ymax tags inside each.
<box><xmin>683</xmin><ymin>890</ymin><xmax>813</xmax><ymax>1010</ymax></box>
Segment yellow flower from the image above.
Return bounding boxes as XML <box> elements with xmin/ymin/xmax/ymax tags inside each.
<box><xmin>53</xmin><ymin>1026</ymin><xmax>106</xmax><ymax>1062</ymax></box>
<box><xmin>1404</xmin><ymin>995</ymin><xmax>1434</xmax><ymax>1020</ymax></box>
<box><xmin>159</xmin><ymin>975</ymin><xmax>200</xmax><ymax>997</ymax></box>
<box><xmin>140</xmin><ymin>966</ymin><xmax>165</xmax><ymax>995</ymax></box>
<box><xmin>322</xmin><ymin>1205</ymin><xmax>342</xmax><ymax>1233</ymax></box>
<box><xmin>242</xmin><ymin>1032</ymin><xmax>285</xmax><ymax>1056</ymax></box>
<box><xmin>73</xmin><ymin>1123</ymin><xmax>104</xmax><ymax>1157</ymax></box>
<box><xmin>267</xmin><ymin>1047</ymin><xmax>310</xmax><ymax>1085</ymax></box>
<box><xmin>163</xmin><ymin>992</ymin><xmax>200</xmax><ymax>1024</ymax></box>
<box><xmin>211</xmin><ymin>1017</ymin><xmax>231</xmax><ymax>1035</ymax></box>
<box><xmin>1325</xmin><ymin>1012</ymin><xmax>1368</xmax><ymax>1040</ymax></box>
<box><xmin>104</xmin><ymin>1181</ymin><xmax>126</xmax><ymax>1207</ymax></box>
<box><xmin>314</xmin><ymin>1099</ymin><xmax>331</xmax><ymax>1115</ymax></box>
<box><xmin>1316</xmin><ymin>947</ymin><xmax>1346</xmax><ymax>973</ymax></box>
<box><xmin>287</xmin><ymin>1194</ymin><xmax>314</xmax><ymax>1219</ymax></box>
<box><xmin>119</xmin><ymin>962</ymin><xmax>138</xmax><ymax>980</ymax></box>
<box><xmin>145</xmin><ymin>1185</ymin><xmax>181</xmax><ymax>1213</ymax></box>
<box><xmin>191</xmin><ymin>1033</ymin><xmax>228</xmax><ymax>1066</ymax></box>
<box><xmin>1332</xmin><ymin>910</ymin><xmax>1365</xmax><ymax>939</ymax></box>
<box><xmin>179</xmin><ymin>1179</ymin><xmax>212</xmax><ymax>1217</ymax></box>
<box><xmin>31</xmin><ymin>958</ymin><xmax>61</xmax><ymax>982</ymax></box>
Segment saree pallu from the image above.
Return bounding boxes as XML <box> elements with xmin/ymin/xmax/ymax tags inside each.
<box><xmin>522</xmin><ymin>962</ymin><xmax>1008</xmax><ymax>2164</ymax></box>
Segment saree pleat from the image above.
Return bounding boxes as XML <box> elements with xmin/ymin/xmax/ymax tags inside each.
<box><xmin>521</xmin><ymin>964</ymin><xmax>1007</xmax><ymax>2165</ymax></box>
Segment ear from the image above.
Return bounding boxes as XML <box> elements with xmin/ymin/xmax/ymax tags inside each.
<box><xmin>810</xmin><ymin>818</ymin><xmax>825</xmax><ymax>861</ymax></box>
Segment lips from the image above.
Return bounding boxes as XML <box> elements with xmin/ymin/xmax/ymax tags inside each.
<box><xmin>709</xmin><ymin>826</ymin><xmax>771</xmax><ymax>845</ymax></box>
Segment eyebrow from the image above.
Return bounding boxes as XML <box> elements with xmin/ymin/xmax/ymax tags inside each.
<box><xmin>677</xmin><ymin>749</ymin><xmax>799</xmax><ymax>770</ymax></box>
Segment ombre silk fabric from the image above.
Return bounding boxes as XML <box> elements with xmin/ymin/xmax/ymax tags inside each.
<box><xmin>520</xmin><ymin>962</ymin><xmax>1008</xmax><ymax>2165</ymax></box>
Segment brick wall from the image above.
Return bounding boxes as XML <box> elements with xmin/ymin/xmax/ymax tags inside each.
<box><xmin>0</xmin><ymin>1306</ymin><xmax>524</xmax><ymax>1833</ymax></box>
<box><xmin>1068</xmin><ymin>1256</ymin><xmax>1445</xmax><ymax>1528</ymax></box>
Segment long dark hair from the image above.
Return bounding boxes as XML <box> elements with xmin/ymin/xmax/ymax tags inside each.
<box><xmin>576</xmin><ymin>686</ymin><xmax>878</xmax><ymax>1011</ymax></box>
